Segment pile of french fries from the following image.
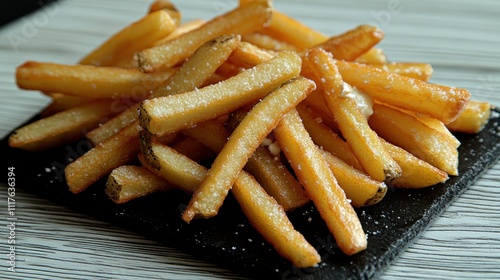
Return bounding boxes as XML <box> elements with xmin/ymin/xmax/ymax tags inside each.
<box><xmin>9</xmin><ymin>0</ymin><xmax>493</xmax><ymax>268</ymax></box>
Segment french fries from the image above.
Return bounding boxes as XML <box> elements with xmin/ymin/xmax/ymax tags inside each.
<box><xmin>80</xmin><ymin>9</ymin><xmax>177</xmax><ymax>66</ymax></box>
<box><xmin>16</xmin><ymin>61</ymin><xmax>175</xmax><ymax>99</ymax></box>
<box><xmin>274</xmin><ymin>109</ymin><xmax>367</xmax><ymax>256</ymax></box>
<box><xmin>182</xmin><ymin>77</ymin><xmax>315</xmax><ymax>222</ymax></box>
<box><xmin>8</xmin><ymin>0</ymin><xmax>493</xmax><ymax>269</ymax></box>
<box><xmin>139</xmin><ymin>51</ymin><xmax>302</xmax><ymax>136</ymax></box>
<box><xmin>9</xmin><ymin>100</ymin><xmax>118</xmax><ymax>151</ymax></box>
<box><xmin>303</xmin><ymin>47</ymin><xmax>401</xmax><ymax>182</ymax></box>
<box><xmin>336</xmin><ymin>60</ymin><xmax>471</xmax><ymax>123</ymax></box>
<box><xmin>138</xmin><ymin>0</ymin><xmax>272</xmax><ymax>72</ymax></box>
<box><xmin>105</xmin><ymin>165</ymin><xmax>172</xmax><ymax>204</ymax></box>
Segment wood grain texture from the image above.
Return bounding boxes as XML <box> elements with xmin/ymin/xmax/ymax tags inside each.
<box><xmin>1</xmin><ymin>0</ymin><xmax>499</xmax><ymax>279</ymax></box>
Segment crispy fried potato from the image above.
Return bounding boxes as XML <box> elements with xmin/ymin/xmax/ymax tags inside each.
<box><xmin>137</xmin><ymin>0</ymin><xmax>272</xmax><ymax>72</ymax></box>
<box><xmin>86</xmin><ymin>34</ymin><xmax>240</xmax><ymax>145</ymax></box>
<box><xmin>40</xmin><ymin>93</ymin><xmax>98</xmax><ymax>117</ymax></box>
<box><xmin>141</xmin><ymin>141</ymin><xmax>320</xmax><ymax>267</ymax></box>
<box><xmin>228</xmin><ymin>41</ymin><xmax>274</xmax><ymax>69</ymax></box>
<box><xmin>274</xmin><ymin>108</ymin><xmax>367</xmax><ymax>256</ymax></box>
<box><xmin>320</xmin><ymin>149</ymin><xmax>387</xmax><ymax>207</ymax></box>
<box><xmin>336</xmin><ymin>60</ymin><xmax>471</xmax><ymax>123</ymax></box>
<box><xmin>183</xmin><ymin>120</ymin><xmax>309</xmax><ymax>211</ymax></box>
<box><xmin>9</xmin><ymin>100</ymin><xmax>118</xmax><ymax>151</ymax></box>
<box><xmin>297</xmin><ymin>105</ymin><xmax>361</xmax><ymax>170</ymax></box>
<box><xmin>139</xmin><ymin>51</ymin><xmax>302</xmax><ymax>136</ymax></box>
<box><xmin>65</xmin><ymin>123</ymin><xmax>141</xmax><ymax>194</ymax></box>
<box><xmin>147</xmin><ymin>0</ymin><xmax>181</xmax><ymax>26</ymax></box>
<box><xmin>154</xmin><ymin>19</ymin><xmax>206</xmax><ymax>46</ymax></box>
<box><xmin>105</xmin><ymin>165</ymin><xmax>172</xmax><ymax>204</ymax></box>
<box><xmin>380</xmin><ymin>139</ymin><xmax>449</xmax><ymax>188</ymax></box>
<box><xmin>369</xmin><ymin>103</ymin><xmax>459</xmax><ymax>175</ymax></box>
<box><xmin>446</xmin><ymin>100</ymin><xmax>492</xmax><ymax>134</ymax></box>
<box><xmin>16</xmin><ymin>61</ymin><xmax>175</xmax><ymax>99</ymax></box>
<box><xmin>304</xmin><ymin>48</ymin><xmax>401</xmax><ymax>182</ymax></box>
<box><xmin>318</xmin><ymin>25</ymin><xmax>384</xmax><ymax>61</ymax></box>
<box><xmin>242</xmin><ymin>32</ymin><xmax>299</xmax><ymax>51</ymax></box>
<box><xmin>368</xmin><ymin>62</ymin><xmax>433</xmax><ymax>81</ymax></box>
<box><xmin>80</xmin><ymin>10</ymin><xmax>177</xmax><ymax>66</ymax></box>
<box><xmin>182</xmin><ymin>77</ymin><xmax>315</xmax><ymax>221</ymax></box>
<box><xmin>355</xmin><ymin>47</ymin><xmax>387</xmax><ymax>64</ymax></box>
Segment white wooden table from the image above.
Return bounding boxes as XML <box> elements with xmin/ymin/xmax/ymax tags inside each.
<box><xmin>1</xmin><ymin>0</ymin><xmax>499</xmax><ymax>279</ymax></box>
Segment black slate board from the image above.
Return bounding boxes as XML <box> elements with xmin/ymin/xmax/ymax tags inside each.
<box><xmin>2</xmin><ymin>109</ymin><xmax>500</xmax><ymax>280</ymax></box>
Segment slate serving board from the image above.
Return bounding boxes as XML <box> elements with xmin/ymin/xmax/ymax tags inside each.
<box><xmin>2</xmin><ymin>109</ymin><xmax>500</xmax><ymax>280</ymax></box>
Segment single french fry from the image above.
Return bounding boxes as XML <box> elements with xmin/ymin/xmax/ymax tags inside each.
<box><xmin>245</xmin><ymin>4</ymin><xmax>328</xmax><ymax>49</ymax></box>
<box><xmin>369</xmin><ymin>103</ymin><xmax>459</xmax><ymax>175</ymax></box>
<box><xmin>183</xmin><ymin>120</ymin><xmax>309</xmax><ymax>211</ymax></box>
<box><xmin>304</xmin><ymin>48</ymin><xmax>401</xmax><ymax>182</ymax></box>
<box><xmin>137</xmin><ymin>0</ymin><xmax>272</xmax><ymax>72</ymax></box>
<box><xmin>320</xmin><ymin>149</ymin><xmax>387</xmax><ymax>207</ymax></box>
<box><xmin>147</xmin><ymin>0</ymin><xmax>181</xmax><ymax>26</ymax></box>
<box><xmin>9</xmin><ymin>100</ymin><xmax>118</xmax><ymax>151</ymax></box>
<box><xmin>227</xmin><ymin>41</ymin><xmax>274</xmax><ymax>69</ymax></box>
<box><xmin>86</xmin><ymin>34</ymin><xmax>240</xmax><ymax>145</ymax></box>
<box><xmin>80</xmin><ymin>10</ymin><xmax>177</xmax><ymax>66</ymax></box>
<box><xmin>141</xmin><ymin>141</ymin><xmax>320</xmax><ymax>267</ymax></box>
<box><xmin>16</xmin><ymin>61</ymin><xmax>175</xmax><ymax>99</ymax></box>
<box><xmin>446</xmin><ymin>100</ymin><xmax>492</xmax><ymax>134</ymax></box>
<box><xmin>355</xmin><ymin>47</ymin><xmax>387</xmax><ymax>64</ymax></box>
<box><xmin>65</xmin><ymin>123</ymin><xmax>141</xmax><ymax>194</ymax></box>
<box><xmin>368</xmin><ymin>62</ymin><xmax>434</xmax><ymax>81</ymax></box>
<box><xmin>139</xmin><ymin>51</ymin><xmax>302</xmax><ymax>136</ymax></box>
<box><xmin>105</xmin><ymin>165</ymin><xmax>172</xmax><ymax>204</ymax></box>
<box><xmin>138</xmin><ymin>128</ymin><xmax>178</xmax><ymax>171</ymax></box>
<box><xmin>40</xmin><ymin>93</ymin><xmax>98</xmax><ymax>117</ymax></box>
<box><xmin>154</xmin><ymin>19</ymin><xmax>206</xmax><ymax>46</ymax></box>
<box><xmin>318</xmin><ymin>25</ymin><xmax>384</xmax><ymax>61</ymax></box>
<box><xmin>242</xmin><ymin>32</ymin><xmax>299</xmax><ymax>51</ymax></box>
<box><xmin>380</xmin><ymin>139</ymin><xmax>449</xmax><ymax>188</ymax></box>
<box><xmin>274</xmin><ymin>108</ymin><xmax>367</xmax><ymax>256</ymax></box>
<box><xmin>297</xmin><ymin>105</ymin><xmax>361</xmax><ymax>170</ymax></box>
<box><xmin>182</xmin><ymin>77</ymin><xmax>315</xmax><ymax>221</ymax></box>
<box><xmin>336</xmin><ymin>60</ymin><xmax>471</xmax><ymax>123</ymax></box>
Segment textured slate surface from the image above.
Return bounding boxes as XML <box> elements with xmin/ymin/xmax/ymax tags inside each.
<box><xmin>1</xmin><ymin>109</ymin><xmax>499</xmax><ymax>279</ymax></box>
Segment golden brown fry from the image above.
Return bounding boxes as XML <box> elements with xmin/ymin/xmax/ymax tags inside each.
<box><xmin>80</xmin><ymin>10</ymin><xmax>177</xmax><ymax>66</ymax></box>
<box><xmin>147</xmin><ymin>0</ymin><xmax>181</xmax><ymax>26</ymax></box>
<box><xmin>368</xmin><ymin>62</ymin><xmax>434</xmax><ymax>81</ymax></box>
<box><xmin>65</xmin><ymin>123</ymin><xmax>141</xmax><ymax>194</ymax></box>
<box><xmin>9</xmin><ymin>100</ymin><xmax>118</xmax><ymax>151</ymax></box>
<box><xmin>138</xmin><ymin>0</ymin><xmax>272</xmax><ymax>72</ymax></box>
<box><xmin>227</xmin><ymin>41</ymin><xmax>274</xmax><ymax>69</ymax></box>
<box><xmin>16</xmin><ymin>61</ymin><xmax>175</xmax><ymax>99</ymax></box>
<box><xmin>40</xmin><ymin>93</ymin><xmax>98</xmax><ymax>117</ymax></box>
<box><xmin>182</xmin><ymin>77</ymin><xmax>315</xmax><ymax>221</ymax></box>
<box><xmin>354</xmin><ymin>47</ymin><xmax>387</xmax><ymax>64</ymax></box>
<box><xmin>304</xmin><ymin>48</ymin><xmax>401</xmax><ymax>182</ymax></box>
<box><xmin>105</xmin><ymin>165</ymin><xmax>172</xmax><ymax>204</ymax></box>
<box><xmin>139</xmin><ymin>51</ymin><xmax>302</xmax><ymax>136</ymax></box>
<box><xmin>336</xmin><ymin>60</ymin><xmax>471</xmax><ymax>123</ymax></box>
<box><xmin>154</xmin><ymin>19</ymin><xmax>206</xmax><ymax>46</ymax></box>
<box><xmin>86</xmin><ymin>35</ymin><xmax>240</xmax><ymax>145</ymax></box>
<box><xmin>141</xmin><ymin>141</ymin><xmax>320</xmax><ymax>267</ymax></box>
<box><xmin>242</xmin><ymin>32</ymin><xmax>299</xmax><ymax>51</ymax></box>
<box><xmin>297</xmin><ymin>105</ymin><xmax>361</xmax><ymax>170</ymax></box>
<box><xmin>318</xmin><ymin>25</ymin><xmax>384</xmax><ymax>61</ymax></box>
<box><xmin>369</xmin><ymin>103</ymin><xmax>459</xmax><ymax>175</ymax></box>
<box><xmin>274</xmin><ymin>108</ymin><xmax>367</xmax><ymax>256</ymax></box>
<box><xmin>183</xmin><ymin>120</ymin><xmax>309</xmax><ymax>211</ymax></box>
<box><xmin>381</xmin><ymin>139</ymin><xmax>449</xmax><ymax>188</ymax></box>
<box><xmin>320</xmin><ymin>149</ymin><xmax>387</xmax><ymax>207</ymax></box>
<box><xmin>252</xmin><ymin>8</ymin><xmax>328</xmax><ymax>49</ymax></box>
<box><xmin>446</xmin><ymin>100</ymin><xmax>492</xmax><ymax>134</ymax></box>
